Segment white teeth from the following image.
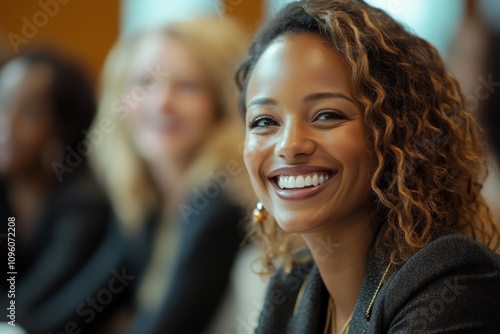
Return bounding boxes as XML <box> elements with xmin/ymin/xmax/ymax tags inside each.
<box><xmin>277</xmin><ymin>174</ymin><xmax>331</xmax><ymax>189</ymax></box>
<box><xmin>312</xmin><ymin>175</ymin><xmax>319</xmax><ymax>186</ymax></box>
<box><xmin>296</xmin><ymin>176</ymin><xmax>305</xmax><ymax>188</ymax></box>
<box><xmin>278</xmin><ymin>177</ymin><xmax>285</xmax><ymax>189</ymax></box>
<box><xmin>305</xmin><ymin>176</ymin><xmax>312</xmax><ymax>186</ymax></box>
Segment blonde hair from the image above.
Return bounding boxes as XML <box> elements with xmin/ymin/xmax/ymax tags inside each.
<box><xmin>90</xmin><ymin>16</ymin><xmax>253</xmax><ymax>234</ymax></box>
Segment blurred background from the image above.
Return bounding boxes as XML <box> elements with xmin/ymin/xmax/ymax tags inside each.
<box><xmin>0</xmin><ymin>0</ymin><xmax>499</xmax><ymax>333</ymax></box>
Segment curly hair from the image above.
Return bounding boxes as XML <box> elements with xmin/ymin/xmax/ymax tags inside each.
<box><xmin>236</xmin><ymin>0</ymin><xmax>500</xmax><ymax>274</ymax></box>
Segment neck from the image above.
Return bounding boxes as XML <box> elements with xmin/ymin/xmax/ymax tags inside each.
<box><xmin>147</xmin><ymin>158</ymin><xmax>188</xmax><ymax>211</ymax></box>
<box><xmin>302</xmin><ymin>209</ymin><xmax>378</xmax><ymax>333</ymax></box>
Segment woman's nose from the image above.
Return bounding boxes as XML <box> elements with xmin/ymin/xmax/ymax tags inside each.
<box><xmin>157</xmin><ymin>85</ymin><xmax>176</xmax><ymax>114</ymax></box>
<box><xmin>274</xmin><ymin>121</ymin><xmax>315</xmax><ymax>161</ymax></box>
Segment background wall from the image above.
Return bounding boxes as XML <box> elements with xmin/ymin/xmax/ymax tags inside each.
<box><xmin>0</xmin><ymin>0</ymin><xmax>263</xmax><ymax>84</ymax></box>
<box><xmin>1</xmin><ymin>1</ymin><xmax>500</xmax><ymax>85</ymax></box>
<box><xmin>0</xmin><ymin>0</ymin><xmax>121</xmax><ymax>84</ymax></box>
<box><xmin>122</xmin><ymin>0</ymin><xmax>263</xmax><ymax>36</ymax></box>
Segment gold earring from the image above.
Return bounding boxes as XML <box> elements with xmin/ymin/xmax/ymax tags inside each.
<box><xmin>252</xmin><ymin>202</ymin><xmax>268</xmax><ymax>224</ymax></box>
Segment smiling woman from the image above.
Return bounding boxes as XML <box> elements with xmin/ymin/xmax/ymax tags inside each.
<box><xmin>244</xmin><ymin>33</ymin><xmax>374</xmax><ymax>237</ymax></box>
<box><xmin>236</xmin><ymin>0</ymin><xmax>500</xmax><ymax>333</ymax></box>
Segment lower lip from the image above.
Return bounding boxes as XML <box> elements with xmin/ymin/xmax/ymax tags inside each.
<box><xmin>270</xmin><ymin>175</ymin><xmax>336</xmax><ymax>200</ymax></box>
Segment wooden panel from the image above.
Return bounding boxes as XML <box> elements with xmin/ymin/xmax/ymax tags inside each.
<box><xmin>222</xmin><ymin>0</ymin><xmax>264</xmax><ymax>34</ymax></box>
<box><xmin>0</xmin><ymin>0</ymin><xmax>120</xmax><ymax>83</ymax></box>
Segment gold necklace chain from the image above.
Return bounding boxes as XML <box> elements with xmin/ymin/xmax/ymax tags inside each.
<box><xmin>324</xmin><ymin>298</ymin><xmax>334</xmax><ymax>334</ymax></box>
<box><xmin>365</xmin><ymin>262</ymin><xmax>392</xmax><ymax>319</ymax></box>
<box><xmin>294</xmin><ymin>262</ymin><xmax>392</xmax><ymax>333</ymax></box>
<box><xmin>324</xmin><ymin>297</ymin><xmax>353</xmax><ymax>334</ymax></box>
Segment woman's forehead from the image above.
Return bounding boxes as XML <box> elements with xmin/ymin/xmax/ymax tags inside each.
<box><xmin>246</xmin><ymin>33</ymin><xmax>352</xmax><ymax>103</ymax></box>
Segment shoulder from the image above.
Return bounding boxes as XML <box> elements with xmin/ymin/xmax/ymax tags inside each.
<box><xmin>52</xmin><ymin>165</ymin><xmax>110</xmax><ymax>208</ymax></box>
<box><xmin>179</xmin><ymin>188</ymin><xmax>247</xmax><ymax>228</ymax></box>
<box><xmin>374</xmin><ymin>233</ymin><xmax>500</xmax><ymax>332</ymax></box>
<box><xmin>267</xmin><ymin>260</ymin><xmax>315</xmax><ymax>300</ymax></box>
<box><xmin>389</xmin><ymin>233</ymin><xmax>500</xmax><ymax>288</ymax></box>
<box><xmin>415</xmin><ymin>232</ymin><xmax>498</xmax><ymax>264</ymax></box>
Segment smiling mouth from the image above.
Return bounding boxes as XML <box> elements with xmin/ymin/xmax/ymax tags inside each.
<box><xmin>275</xmin><ymin>172</ymin><xmax>332</xmax><ymax>189</ymax></box>
<box><xmin>267</xmin><ymin>167</ymin><xmax>337</xmax><ymax>200</ymax></box>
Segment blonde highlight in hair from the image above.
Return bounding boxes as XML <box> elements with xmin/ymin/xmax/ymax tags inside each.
<box><xmin>237</xmin><ymin>0</ymin><xmax>500</xmax><ymax>274</ymax></box>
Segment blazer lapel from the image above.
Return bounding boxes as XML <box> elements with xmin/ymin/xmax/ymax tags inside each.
<box><xmin>286</xmin><ymin>247</ymin><xmax>390</xmax><ymax>334</ymax></box>
<box><xmin>348</xmin><ymin>249</ymin><xmax>389</xmax><ymax>334</ymax></box>
<box><xmin>289</xmin><ymin>264</ymin><xmax>327</xmax><ymax>333</ymax></box>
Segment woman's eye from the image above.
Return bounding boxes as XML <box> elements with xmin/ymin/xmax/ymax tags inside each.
<box><xmin>248</xmin><ymin>116</ymin><xmax>279</xmax><ymax>129</ymax></box>
<box><xmin>313</xmin><ymin>110</ymin><xmax>347</xmax><ymax>122</ymax></box>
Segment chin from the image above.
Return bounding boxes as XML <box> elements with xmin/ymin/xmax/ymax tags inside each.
<box><xmin>274</xmin><ymin>211</ymin><xmax>327</xmax><ymax>234</ymax></box>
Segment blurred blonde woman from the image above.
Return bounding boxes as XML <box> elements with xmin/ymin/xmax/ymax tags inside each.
<box><xmin>90</xmin><ymin>16</ymin><xmax>254</xmax><ymax>333</ymax></box>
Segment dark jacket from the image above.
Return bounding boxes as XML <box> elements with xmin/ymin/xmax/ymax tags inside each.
<box><xmin>257</xmin><ymin>233</ymin><xmax>500</xmax><ymax>333</ymax></box>
<box><xmin>0</xmin><ymin>166</ymin><xmax>117</xmax><ymax>334</ymax></box>
<box><xmin>127</xmin><ymin>189</ymin><xmax>247</xmax><ymax>334</ymax></box>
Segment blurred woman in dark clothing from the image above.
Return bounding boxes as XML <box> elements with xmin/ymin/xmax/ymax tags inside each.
<box><xmin>0</xmin><ymin>48</ymin><xmax>113</xmax><ymax>333</ymax></box>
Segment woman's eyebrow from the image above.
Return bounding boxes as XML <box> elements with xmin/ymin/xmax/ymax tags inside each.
<box><xmin>246</xmin><ymin>97</ymin><xmax>277</xmax><ymax>110</ymax></box>
<box><xmin>303</xmin><ymin>92</ymin><xmax>356</xmax><ymax>105</ymax></box>
<box><xmin>247</xmin><ymin>92</ymin><xmax>356</xmax><ymax>110</ymax></box>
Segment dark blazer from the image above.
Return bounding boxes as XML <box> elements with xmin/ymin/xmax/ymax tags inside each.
<box><xmin>0</xmin><ymin>166</ymin><xmax>115</xmax><ymax>334</ymax></box>
<box><xmin>257</xmin><ymin>233</ymin><xmax>500</xmax><ymax>333</ymax></box>
<box><xmin>127</xmin><ymin>189</ymin><xmax>247</xmax><ymax>334</ymax></box>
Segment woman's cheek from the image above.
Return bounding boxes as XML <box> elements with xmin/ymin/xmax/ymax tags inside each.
<box><xmin>243</xmin><ymin>135</ymin><xmax>262</xmax><ymax>176</ymax></box>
